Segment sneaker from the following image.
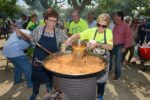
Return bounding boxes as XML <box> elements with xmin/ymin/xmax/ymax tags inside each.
<box><xmin>98</xmin><ymin>95</ymin><xmax>103</xmax><ymax>100</ymax></box>
<box><xmin>30</xmin><ymin>94</ymin><xmax>37</xmax><ymax>100</ymax></box>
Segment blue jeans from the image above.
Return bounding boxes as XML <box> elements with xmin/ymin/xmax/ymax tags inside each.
<box><xmin>109</xmin><ymin>45</ymin><xmax>124</xmax><ymax>79</ymax></box>
<box><xmin>8</xmin><ymin>55</ymin><xmax>32</xmax><ymax>87</ymax></box>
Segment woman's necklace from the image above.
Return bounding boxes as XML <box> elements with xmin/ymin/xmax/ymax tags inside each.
<box><xmin>44</xmin><ymin>27</ymin><xmax>55</xmax><ymax>37</ymax></box>
<box><xmin>45</xmin><ymin>28</ymin><xmax>54</xmax><ymax>33</ymax></box>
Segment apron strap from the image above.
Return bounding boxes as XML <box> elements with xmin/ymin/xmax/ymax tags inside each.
<box><xmin>93</xmin><ymin>29</ymin><xmax>107</xmax><ymax>55</ymax></box>
<box><xmin>93</xmin><ymin>30</ymin><xmax>98</xmax><ymax>40</ymax></box>
<box><xmin>93</xmin><ymin>29</ymin><xmax>107</xmax><ymax>44</ymax></box>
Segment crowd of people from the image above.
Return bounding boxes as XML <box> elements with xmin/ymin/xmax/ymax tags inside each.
<box><xmin>0</xmin><ymin>17</ymin><xmax>13</xmax><ymax>39</ymax></box>
<box><xmin>1</xmin><ymin>7</ymin><xmax>150</xmax><ymax>100</ymax></box>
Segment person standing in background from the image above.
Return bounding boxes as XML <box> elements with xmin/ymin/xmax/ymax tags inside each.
<box><xmin>16</xmin><ymin>14</ymin><xmax>28</xmax><ymax>29</ymax></box>
<box><xmin>136</xmin><ymin>19</ymin><xmax>147</xmax><ymax>45</ymax></box>
<box><xmin>26</xmin><ymin>13</ymin><xmax>38</xmax><ymax>31</ymax></box>
<box><xmin>124</xmin><ymin>16</ymin><xmax>131</xmax><ymax>26</ymax></box>
<box><xmin>87</xmin><ymin>12</ymin><xmax>97</xmax><ymax>28</ymax></box>
<box><xmin>145</xmin><ymin>20</ymin><xmax>150</xmax><ymax>43</ymax></box>
<box><xmin>123</xmin><ymin>18</ymin><xmax>139</xmax><ymax>64</ymax></box>
<box><xmin>108</xmin><ymin>13</ymin><xmax>115</xmax><ymax>30</ymax></box>
<box><xmin>108</xmin><ymin>20</ymin><xmax>115</xmax><ymax>30</ymax></box>
<box><xmin>26</xmin><ymin>13</ymin><xmax>39</xmax><ymax>58</ymax></box>
<box><xmin>109</xmin><ymin>11</ymin><xmax>131</xmax><ymax>80</ymax></box>
<box><xmin>68</xmin><ymin>9</ymin><xmax>88</xmax><ymax>36</ymax></box>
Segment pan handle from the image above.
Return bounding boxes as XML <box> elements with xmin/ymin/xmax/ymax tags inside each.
<box><xmin>35</xmin><ymin>43</ymin><xmax>61</xmax><ymax>62</ymax></box>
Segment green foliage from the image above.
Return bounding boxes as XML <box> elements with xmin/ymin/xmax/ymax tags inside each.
<box><xmin>78</xmin><ymin>0</ymin><xmax>82</xmax><ymax>4</ymax></box>
<box><xmin>97</xmin><ymin>0</ymin><xmax>150</xmax><ymax>17</ymax></box>
<box><xmin>145</xmin><ymin>7</ymin><xmax>150</xmax><ymax>16</ymax></box>
<box><xmin>68</xmin><ymin>0</ymin><xmax>71</xmax><ymax>5</ymax></box>
<box><xmin>23</xmin><ymin>0</ymin><xmax>93</xmax><ymax>12</ymax></box>
<box><xmin>23</xmin><ymin>0</ymin><xmax>58</xmax><ymax>11</ymax></box>
<box><xmin>0</xmin><ymin>0</ymin><xmax>22</xmax><ymax>18</ymax></box>
<box><xmin>23</xmin><ymin>0</ymin><xmax>150</xmax><ymax>18</ymax></box>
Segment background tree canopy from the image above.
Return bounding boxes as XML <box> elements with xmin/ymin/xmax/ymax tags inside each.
<box><xmin>0</xmin><ymin>0</ymin><xmax>22</xmax><ymax>18</ymax></box>
<box><xmin>0</xmin><ymin>0</ymin><xmax>150</xmax><ymax>19</ymax></box>
<box><xmin>23</xmin><ymin>0</ymin><xmax>150</xmax><ymax>16</ymax></box>
<box><xmin>96</xmin><ymin>0</ymin><xmax>150</xmax><ymax>16</ymax></box>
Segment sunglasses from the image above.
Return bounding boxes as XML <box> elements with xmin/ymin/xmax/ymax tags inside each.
<box><xmin>97</xmin><ymin>23</ymin><xmax>107</xmax><ymax>28</ymax></box>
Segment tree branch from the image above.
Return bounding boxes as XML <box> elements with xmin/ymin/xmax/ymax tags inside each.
<box><xmin>70</xmin><ymin>0</ymin><xmax>92</xmax><ymax>12</ymax></box>
<box><xmin>56</xmin><ymin>0</ymin><xmax>65</xmax><ymax>3</ymax></box>
<box><xmin>71</xmin><ymin>0</ymin><xmax>79</xmax><ymax>10</ymax></box>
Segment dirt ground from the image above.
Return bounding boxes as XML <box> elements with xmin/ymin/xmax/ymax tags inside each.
<box><xmin>0</xmin><ymin>38</ymin><xmax>150</xmax><ymax>100</ymax></box>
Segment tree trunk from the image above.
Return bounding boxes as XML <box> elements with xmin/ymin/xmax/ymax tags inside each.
<box><xmin>71</xmin><ymin>0</ymin><xmax>92</xmax><ymax>13</ymax></box>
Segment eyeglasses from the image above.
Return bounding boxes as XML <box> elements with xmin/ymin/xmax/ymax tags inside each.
<box><xmin>47</xmin><ymin>19</ymin><xmax>57</xmax><ymax>23</ymax></box>
<box><xmin>97</xmin><ymin>23</ymin><xmax>107</xmax><ymax>28</ymax></box>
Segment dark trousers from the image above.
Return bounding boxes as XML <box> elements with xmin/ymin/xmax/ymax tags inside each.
<box><xmin>32</xmin><ymin>67</ymin><xmax>52</xmax><ymax>95</ymax></box>
<box><xmin>109</xmin><ymin>44</ymin><xmax>124</xmax><ymax>79</ymax></box>
<box><xmin>122</xmin><ymin>45</ymin><xmax>134</xmax><ymax>62</ymax></box>
<box><xmin>97</xmin><ymin>82</ymin><xmax>106</xmax><ymax>96</ymax></box>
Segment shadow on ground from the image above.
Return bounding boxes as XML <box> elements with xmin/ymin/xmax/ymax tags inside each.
<box><xmin>104</xmin><ymin>64</ymin><xmax>150</xmax><ymax>100</ymax></box>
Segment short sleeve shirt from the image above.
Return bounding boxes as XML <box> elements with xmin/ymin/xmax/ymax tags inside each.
<box><xmin>69</xmin><ymin>18</ymin><xmax>88</xmax><ymax>35</ymax></box>
<box><xmin>26</xmin><ymin>21</ymin><xmax>38</xmax><ymax>31</ymax></box>
<box><xmin>79</xmin><ymin>27</ymin><xmax>113</xmax><ymax>45</ymax></box>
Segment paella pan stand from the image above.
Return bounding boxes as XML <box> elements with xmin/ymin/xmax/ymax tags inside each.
<box><xmin>53</xmin><ymin>75</ymin><xmax>97</xmax><ymax>100</ymax></box>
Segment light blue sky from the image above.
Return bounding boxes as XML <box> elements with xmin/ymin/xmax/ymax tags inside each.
<box><xmin>17</xmin><ymin>0</ymin><xmax>69</xmax><ymax>8</ymax></box>
<box><xmin>16</xmin><ymin>0</ymin><xmax>28</xmax><ymax>7</ymax></box>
